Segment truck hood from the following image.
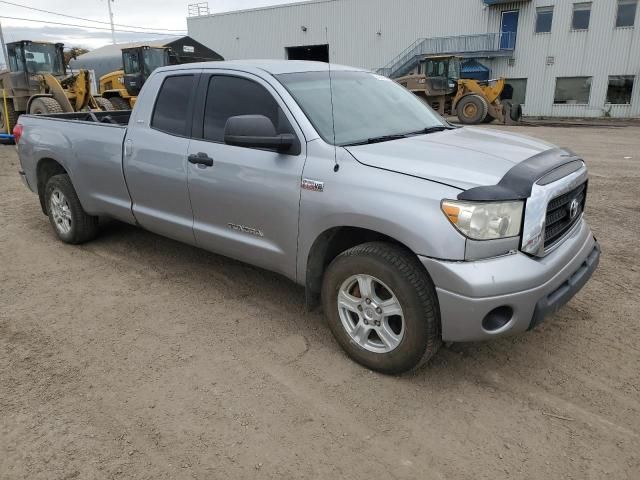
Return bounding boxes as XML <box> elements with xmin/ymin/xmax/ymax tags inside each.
<box><xmin>344</xmin><ymin>127</ymin><xmax>557</xmax><ymax>191</ymax></box>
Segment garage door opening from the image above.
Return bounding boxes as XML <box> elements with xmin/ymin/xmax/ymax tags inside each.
<box><xmin>286</xmin><ymin>44</ymin><xmax>329</xmax><ymax>63</ymax></box>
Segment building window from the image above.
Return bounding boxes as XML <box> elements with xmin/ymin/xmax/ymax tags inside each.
<box><xmin>572</xmin><ymin>2</ymin><xmax>592</xmax><ymax>30</ymax></box>
<box><xmin>616</xmin><ymin>0</ymin><xmax>638</xmax><ymax>27</ymax></box>
<box><xmin>554</xmin><ymin>77</ymin><xmax>592</xmax><ymax>104</ymax></box>
<box><xmin>607</xmin><ymin>76</ymin><xmax>635</xmax><ymax>104</ymax></box>
<box><xmin>505</xmin><ymin>78</ymin><xmax>528</xmax><ymax>106</ymax></box>
<box><xmin>535</xmin><ymin>7</ymin><xmax>554</xmax><ymax>33</ymax></box>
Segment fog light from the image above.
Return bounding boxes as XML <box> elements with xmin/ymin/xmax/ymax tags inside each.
<box><xmin>482</xmin><ymin>306</ymin><xmax>514</xmax><ymax>332</ymax></box>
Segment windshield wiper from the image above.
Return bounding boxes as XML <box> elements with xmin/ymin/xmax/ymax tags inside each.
<box><xmin>343</xmin><ymin>134</ymin><xmax>408</xmax><ymax>147</ymax></box>
<box><xmin>343</xmin><ymin>125</ymin><xmax>455</xmax><ymax>147</ymax></box>
<box><xmin>406</xmin><ymin>125</ymin><xmax>454</xmax><ymax>136</ymax></box>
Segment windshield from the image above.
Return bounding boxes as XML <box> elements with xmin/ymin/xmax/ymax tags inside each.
<box><xmin>23</xmin><ymin>43</ymin><xmax>64</xmax><ymax>75</ymax></box>
<box><xmin>143</xmin><ymin>48</ymin><xmax>169</xmax><ymax>76</ymax></box>
<box><xmin>422</xmin><ymin>58</ymin><xmax>460</xmax><ymax>81</ymax></box>
<box><xmin>122</xmin><ymin>50</ymin><xmax>141</xmax><ymax>74</ymax></box>
<box><xmin>277</xmin><ymin>71</ymin><xmax>445</xmax><ymax>146</ymax></box>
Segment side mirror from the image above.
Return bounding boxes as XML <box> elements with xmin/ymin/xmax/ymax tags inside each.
<box><xmin>224</xmin><ymin>115</ymin><xmax>296</xmax><ymax>153</ymax></box>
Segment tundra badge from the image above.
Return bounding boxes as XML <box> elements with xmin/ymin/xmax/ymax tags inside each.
<box><xmin>302</xmin><ymin>179</ymin><xmax>324</xmax><ymax>192</ymax></box>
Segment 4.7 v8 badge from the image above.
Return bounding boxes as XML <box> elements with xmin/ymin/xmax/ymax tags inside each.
<box><xmin>227</xmin><ymin>223</ymin><xmax>264</xmax><ymax>237</ymax></box>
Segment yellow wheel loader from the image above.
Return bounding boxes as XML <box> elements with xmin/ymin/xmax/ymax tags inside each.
<box><xmin>395</xmin><ymin>55</ymin><xmax>522</xmax><ymax>125</ymax></box>
<box><xmin>0</xmin><ymin>40</ymin><xmax>112</xmax><ymax>133</ymax></box>
<box><xmin>99</xmin><ymin>45</ymin><xmax>222</xmax><ymax>110</ymax></box>
<box><xmin>99</xmin><ymin>46</ymin><xmax>177</xmax><ymax>110</ymax></box>
<box><xmin>98</xmin><ymin>69</ymin><xmax>134</xmax><ymax>110</ymax></box>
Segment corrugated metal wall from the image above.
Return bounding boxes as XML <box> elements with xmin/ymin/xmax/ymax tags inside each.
<box><xmin>489</xmin><ymin>0</ymin><xmax>640</xmax><ymax>117</ymax></box>
<box><xmin>188</xmin><ymin>0</ymin><xmax>640</xmax><ymax>118</ymax></box>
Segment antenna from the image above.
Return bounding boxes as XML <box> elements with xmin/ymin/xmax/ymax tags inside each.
<box><xmin>326</xmin><ymin>27</ymin><xmax>339</xmax><ymax>173</ymax></box>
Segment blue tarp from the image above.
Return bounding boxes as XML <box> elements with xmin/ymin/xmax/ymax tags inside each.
<box><xmin>461</xmin><ymin>59</ymin><xmax>490</xmax><ymax>81</ymax></box>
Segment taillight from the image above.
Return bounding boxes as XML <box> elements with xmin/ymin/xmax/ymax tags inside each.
<box><xmin>13</xmin><ymin>124</ymin><xmax>23</xmax><ymax>144</ymax></box>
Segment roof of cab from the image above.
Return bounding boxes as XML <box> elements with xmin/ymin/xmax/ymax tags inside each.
<box><xmin>156</xmin><ymin>59</ymin><xmax>366</xmax><ymax>76</ymax></box>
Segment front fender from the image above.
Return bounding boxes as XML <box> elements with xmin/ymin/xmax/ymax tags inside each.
<box><xmin>296</xmin><ymin>142</ymin><xmax>466</xmax><ymax>284</ymax></box>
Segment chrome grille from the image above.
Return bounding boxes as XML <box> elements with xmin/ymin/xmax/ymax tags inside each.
<box><xmin>544</xmin><ymin>182</ymin><xmax>587</xmax><ymax>249</ymax></box>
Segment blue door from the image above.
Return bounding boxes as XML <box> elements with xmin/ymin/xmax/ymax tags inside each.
<box><xmin>500</xmin><ymin>10</ymin><xmax>519</xmax><ymax>49</ymax></box>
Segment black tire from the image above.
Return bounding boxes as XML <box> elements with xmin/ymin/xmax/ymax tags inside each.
<box><xmin>0</xmin><ymin>100</ymin><xmax>20</xmax><ymax>134</ymax></box>
<box><xmin>45</xmin><ymin>174</ymin><xmax>98</xmax><ymax>244</ymax></box>
<box><xmin>108</xmin><ymin>96</ymin><xmax>131</xmax><ymax>110</ymax></box>
<box><xmin>29</xmin><ymin>97</ymin><xmax>64</xmax><ymax>115</ymax></box>
<box><xmin>456</xmin><ymin>95</ymin><xmax>488</xmax><ymax>125</ymax></box>
<box><xmin>482</xmin><ymin>114</ymin><xmax>495</xmax><ymax>124</ymax></box>
<box><xmin>321</xmin><ymin>242</ymin><xmax>441</xmax><ymax>374</ymax></box>
<box><xmin>510</xmin><ymin>103</ymin><xmax>523</xmax><ymax>122</ymax></box>
<box><xmin>94</xmin><ymin>97</ymin><xmax>114</xmax><ymax>111</ymax></box>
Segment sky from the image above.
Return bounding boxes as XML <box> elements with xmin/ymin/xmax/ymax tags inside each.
<box><xmin>0</xmin><ymin>0</ymin><xmax>307</xmax><ymax>64</ymax></box>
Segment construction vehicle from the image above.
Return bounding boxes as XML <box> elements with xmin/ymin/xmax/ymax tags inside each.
<box><xmin>0</xmin><ymin>40</ymin><xmax>113</xmax><ymax>133</ymax></box>
<box><xmin>98</xmin><ymin>69</ymin><xmax>132</xmax><ymax>110</ymax></box>
<box><xmin>395</xmin><ymin>55</ymin><xmax>521</xmax><ymax>125</ymax></box>
<box><xmin>99</xmin><ymin>45</ymin><xmax>212</xmax><ymax>109</ymax></box>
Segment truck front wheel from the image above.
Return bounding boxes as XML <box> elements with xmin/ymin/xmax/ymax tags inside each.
<box><xmin>29</xmin><ymin>97</ymin><xmax>64</xmax><ymax>115</ymax></box>
<box><xmin>456</xmin><ymin>95</ymin><xmax>488</xmax><ymax>125</ymax></box>
<box><xmin>321</xmin><ymin>242</ymin><xmax>441</xmax><ymax>374</ymax></box>
<box><xmin>45</xmin><ymin>174</ymin><xmax>98</xmax><ymax>244</ymax></box>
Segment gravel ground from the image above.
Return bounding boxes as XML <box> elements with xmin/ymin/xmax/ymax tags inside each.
<box><xmin>1</xmin><ymin>125</ymin><xmax>639</xmax><ymax>479</ymax></box>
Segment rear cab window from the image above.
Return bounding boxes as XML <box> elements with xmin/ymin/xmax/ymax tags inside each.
<box><xmin>151</xmin><ymin>75</ymin><xmax>196</xmax><ymax>137</ymax></box>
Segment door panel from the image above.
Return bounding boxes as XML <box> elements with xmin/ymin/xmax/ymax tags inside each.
<box><xmin>187</xmin><ymin>73</ymin><xmax>306</xmax><ymax>279</ymax></box>
<box><xmin>500</xmin><ymin>10</ymin><xmax>519</xmax><ymax>49</ymax></box>
<box><xmin>125</xmin><ymin>128</ymin><xmax>194</xmax><ymax>244</ymax></box>
<box><xmin>187</xmin><ymin>141</ymin><xmax>303</xmax><ymax>277</ymax></box>
<box><xmin>123</xmin><ymin>73</ymin><xmax>198</xmax><ymax>245</ymax></box>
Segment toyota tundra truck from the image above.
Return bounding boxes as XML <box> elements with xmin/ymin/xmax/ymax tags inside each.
<box><xmin>14</xmin><ymin>60</ymin><xmax>600</xmax><ymax>374</ymax></box>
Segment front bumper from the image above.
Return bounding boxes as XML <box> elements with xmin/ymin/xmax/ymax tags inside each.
<box><xmin>420</xmin><ymin>220</ymin><xmax>600</xmax><ymax>342</ymax></box>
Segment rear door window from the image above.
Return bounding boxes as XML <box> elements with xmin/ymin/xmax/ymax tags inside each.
<box><xmin>151</xmin><ymin>75</ymin><xmax>195</xmax><ymax>137</ymax></box>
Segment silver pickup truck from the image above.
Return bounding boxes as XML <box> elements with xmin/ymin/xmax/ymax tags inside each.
<box><xmin>15</xmin><ymin>60</ymin><xmax>600</xmax><ymax>374</ymax></box>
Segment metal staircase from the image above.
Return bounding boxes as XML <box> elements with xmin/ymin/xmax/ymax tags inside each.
<box><xmin>377</xmin><ymin>32</ymin><xmax>516</xmax><ymax>78</ymax></box>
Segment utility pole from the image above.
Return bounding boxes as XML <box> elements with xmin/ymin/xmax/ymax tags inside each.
<box><xmin>0</xmin><ymin>21</ymin><xmax>8</xmax><ymax>69</ymax></box>
<box><xmin>106</xmin><ymin>0</ymin><xmax>116</xmax><ymax>44</ymax></box>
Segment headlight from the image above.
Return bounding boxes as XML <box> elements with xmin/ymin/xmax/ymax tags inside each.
<box><xmin>441</xmin><ymin>200</ymin><xmax>524</xmax><ymax>240</ymax></box>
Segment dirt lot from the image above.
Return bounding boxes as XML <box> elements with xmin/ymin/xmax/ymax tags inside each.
<box><xmin>1</xmin><ymin>125</ymin><xmax>639</xmax><ymax>479</ymax></box>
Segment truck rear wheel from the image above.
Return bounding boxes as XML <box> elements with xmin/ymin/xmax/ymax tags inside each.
<box><xmin>108</xmin><ymin>96</ymin><xmax>131</xmax><ymax>110</ymax></box>
<box><xmin>29</xmin><ymin>97</ymin><xmax>64</xmax><ymax>115</ymax></box>
<box><xmin>501</xmin><ymin>101</ymin><xmax>523</xmax><ymax>123</ymax></box>
<box><xmin>456</xmin><ymin>95</ymin><xmax>488</xmax><ymax>125</ymax></box>
<box><xmin>94</xmin><ymin>97</ymin><xmax>114</xmax><ymax>111</ymax></box>
<box><xmin>45</xmin><ymin>174</ymin><xmax>98</xmax><ymax>244</ymax></box>
<box><xmin>510</xmin><ymin>103</ymin><xmax>523</xmax><ymax>122</ymax></box>
<box><xmin>321</xmin><ymin>242</ymin><xmax>441</xmax><ymax>374</ymax></box>
<box><xmin>0</xmin><ymin>100</ymin><xmax>20</xmax><ymax>134</ymax></box>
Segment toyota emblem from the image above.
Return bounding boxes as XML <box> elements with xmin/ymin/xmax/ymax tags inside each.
<box><xmin>569</xmin><ymin>198</ymin><xmax>580</xmax><ymax>220</ymax></box>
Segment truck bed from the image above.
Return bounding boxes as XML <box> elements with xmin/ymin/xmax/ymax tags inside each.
<box><xmin>17</xmin><ymin>109</ymin><xmax>135</xmax><ymax>225</ymax></box>
<box><xmin>32</xmin><ymin>110</ymin><xmax>132</xmax><ymax>126</ymax></box>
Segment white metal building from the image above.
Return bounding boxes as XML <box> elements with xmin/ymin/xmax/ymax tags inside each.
<box><xmin>187</xmin><ymin>0</ymin><xmax>640</xmax><ymax>118</ymax></box>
